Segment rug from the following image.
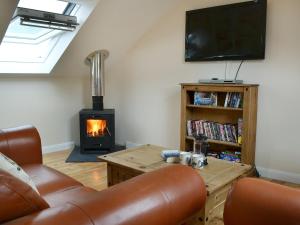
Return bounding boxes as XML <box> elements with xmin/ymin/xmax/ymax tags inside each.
<box><xmin>66</xmin><ymin>145</ymin><xmax>125</xmax><ymax>163</ymax></box>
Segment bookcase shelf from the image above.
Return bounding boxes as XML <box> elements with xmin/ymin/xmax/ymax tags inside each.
<box><xmin>180</xmin><ymin>83</ymin><xmax>258</xmax><ymax>165</ymax></box>
<box><xmin>186</xmin><ymin>104</ymin><xmax>243</xmax><ymax>111</ymax></box>
<box><xmin>186</xmin><ymin>136</ymin><xmax>241</xmax><ymax>148</ymax></box>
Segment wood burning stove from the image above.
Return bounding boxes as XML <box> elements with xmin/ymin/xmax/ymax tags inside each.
<box><xmin>80</xmin><ymin>109</ymin><xmax>115</xmax><ymax>153</ymax></box>
<box><xmin>79</xmin><ymin>50</ymin><xmax>115</xmax><ymax>153</ymax></box>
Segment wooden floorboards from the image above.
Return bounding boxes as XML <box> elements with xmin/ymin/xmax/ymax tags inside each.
<box><xmin>43</xmin><ymin>150</ymin><xmax>300</xmax><ymax>225</ymax></box>
<box><xmin>43</xmin><ymin>150</ymin><xmax>107</xmax><ymax>191</ymax></box>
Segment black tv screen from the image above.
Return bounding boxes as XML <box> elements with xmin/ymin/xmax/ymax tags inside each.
<box><xmin>185</xmin><ymin>0</ymin><xmax>267</xmax><ymax>61</ymax></box>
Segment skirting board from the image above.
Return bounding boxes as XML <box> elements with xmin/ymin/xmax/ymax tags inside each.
<box><xmin>125</xmin><ymin>141</ymin><xmax>143</xmax><ymax>149</ymax></box>
<box><xmin>42</xmin><ymin>142</ymin><xmax>75</xmax><ymax>154</ymax></box>
<box><xmin>43</xmin><ymin>141</ymin><xmax>125</xmax><ymax>154</ymax></box>
<box><xmin>257</xmin><ymin>167</ymin><xmax>300</xmax><ymax>184</ymax></box>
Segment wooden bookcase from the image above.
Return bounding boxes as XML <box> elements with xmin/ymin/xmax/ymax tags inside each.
<box><xmin>180</xmin><ymin>83</ymin><xmax>258</xmax><ymax>165</ymax></box>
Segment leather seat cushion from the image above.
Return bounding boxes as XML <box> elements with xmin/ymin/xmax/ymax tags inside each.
<box><xmin>23</xmin><ymin>164</ymin><xmax>82</xmax><ymax>196</ymax></box>
<box><xmin>44</xmin><ymin>186</ymin><xmax>96</xmax><ymax>207</ymax></box>
<box><xmin>0</xmin><ymin>170</ymin><xmax>49</xmax><ymax>223</ymax></box>
<box><xmin>1</xmin><ymin>204</ymin><xmax>94</xmax><ymax>225</ymax></box>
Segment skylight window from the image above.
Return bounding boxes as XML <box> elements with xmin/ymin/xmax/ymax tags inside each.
<box><xmin>5</xmin><ymin>18</ymin><xmax>53</xmax><ymax>41</ymax></box>
<box><xmin>0</xmin><ymin>0</ymin><xmax>99</xmax><ymax>74</ymax></box>
<box><xmin>0</xmin><ymin>37</ymin><xmax>59</xmax><ymax>63</ymax></box>
<box><xmin>0</xmin><ymin>0</ymin><xmax>76</xmax><ymax>63</ymax></box>
<box><xmin>18</xmin><ymin>0</ymin><xmax>69</xmax><ymax>14</ymax></box>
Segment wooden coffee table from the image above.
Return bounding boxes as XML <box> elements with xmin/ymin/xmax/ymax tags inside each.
<box><xmin>98</xmin><ymin>144</ymin><xmax>252</xmax><ymax>225</ymax></box>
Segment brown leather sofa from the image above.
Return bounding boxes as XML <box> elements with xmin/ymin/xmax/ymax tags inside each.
<box><xmin>0</xmin><ymin>125</ymin><xmax>206</xmax><ymax>225</ymax></box>
<box><xmin>224</xmin><ymin>177</ymin><xmax>300</xmax><ymax>225</ymax></box>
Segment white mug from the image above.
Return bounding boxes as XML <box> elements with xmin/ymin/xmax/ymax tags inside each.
<box><xmin>192</xmin><ymin>153</ymin><xmax>205</xmax><ymax>169</ymax></box>
<box><xmin>180</xmin><ymin>152</ymin><xmax>192</xmax><ymax>165</ymax></box>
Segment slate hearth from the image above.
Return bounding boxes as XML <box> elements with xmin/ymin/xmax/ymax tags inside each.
<box><xmin>66</xmin><ymin>145</ymin><xmax>125</xmax><ymax>163</ymax></box>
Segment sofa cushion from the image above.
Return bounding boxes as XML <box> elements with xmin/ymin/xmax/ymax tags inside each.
<box><xmin>23</xmin><ymin>164</ymin><xmax>83</xmax><ymax>196</ymax></box>
<box><xmin>0</xmin><ymin>170</ymin><xmax>49</xmax><ymax>223</ymax></box>
<box><xmin>0</xmin><ymin>152</ymin><xmax>39</xmax><ymax>193</ymax></box>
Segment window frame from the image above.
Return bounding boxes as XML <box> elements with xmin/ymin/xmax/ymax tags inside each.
<box><xmin>0</xmin><ymin>0</ymin><xmax>98</xmax><ymax>74</ymax></box>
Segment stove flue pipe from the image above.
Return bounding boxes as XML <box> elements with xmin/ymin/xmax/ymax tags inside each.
<box><xmin>86</xmin><ymin>50</ymin><xmax>109</xmax><ymax>110</ymax></box>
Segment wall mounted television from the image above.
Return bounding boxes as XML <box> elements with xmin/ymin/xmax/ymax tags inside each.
<box><xmin>185</xmin><ymin>0</ymin><xmax>267</xmax><ymax>62</ymax></box>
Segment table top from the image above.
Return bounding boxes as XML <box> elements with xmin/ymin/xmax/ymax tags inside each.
<box><xmin>98</xmin><ymin>144</ymin><xmax>252</xmax><ymax>194</ymax></box>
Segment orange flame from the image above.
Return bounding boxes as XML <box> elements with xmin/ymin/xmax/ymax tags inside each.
<box><xmin>86</xmin><ymin>119</ymin><xmax>107</xmax><ymax>137</ymax></box>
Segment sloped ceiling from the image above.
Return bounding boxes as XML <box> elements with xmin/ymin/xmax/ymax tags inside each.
<box><xmin>52</xmin><ymin>0</ymin><xmax>182</xmax><ymax>77</ymax></box>
<box><xmin>0</xmin><ymin>0</ymin><xmax>18</xmax><ymax>44</ymax></box>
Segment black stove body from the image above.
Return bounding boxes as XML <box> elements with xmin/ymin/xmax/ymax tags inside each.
<box><xmin>79</xmin><ymin>108</ymin><xmax>115</xmax><ymax>153</ymax></box>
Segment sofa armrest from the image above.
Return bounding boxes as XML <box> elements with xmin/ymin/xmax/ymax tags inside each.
<box><xmin>223</xmin><ymin>178</ymin><xmax>300</xmax><ymax>225</ymax></box>
<box><xmin>0</xmin><ymin>125</ymin><xmax>42</xmax><ymax>166</ymax></box>
<box><xmin>5</xmin><ymin>165</ymin><xmax>207</xmax><ymax>225</ymax></box>
<box><xmin>73</xmin><ymin>164</ymin><xmax>207</xmax><ymax>225</ymax></box>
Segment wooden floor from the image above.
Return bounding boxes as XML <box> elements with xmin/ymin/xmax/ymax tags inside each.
<box><xmin>43</xmin><ymin>150</ymin><xmax>300</xmax><ymax>225</ymax></box>
<box><xmin>44</xmin><ymin>149</ymin><xmax>107</xmax><ymax>191</ymax></box>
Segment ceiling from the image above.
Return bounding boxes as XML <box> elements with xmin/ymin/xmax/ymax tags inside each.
<box><xmin>52</xmin><ymin>0</ymin><xmax>182</xmax><ymax>77</ymax></box>
<box><xmin>0</xmin><ymin>0</ymin><xmax>19</xmax><ymax>44</ymax></box>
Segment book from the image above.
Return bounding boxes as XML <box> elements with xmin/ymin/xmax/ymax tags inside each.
<box><xmin>224</xmin><ymin>92</ymin><xmax>242</xmax><ymax>108</ymax></box>
<box><xmin>219</xmin><ymin>124</ymin><xmax>226</xmax><ymax>142</ymax></box>
<box><xmin>235</xmin><ymin>93</ymin><xmax>242</xmax><ymax>108</ymax></box>
<box><xmin>230</xmin><ymin>93</ymin><xmax>234</xmax><ymax>107</ymax></box>
<box><xmin>219</xmin><ymin>151</ymin><xmax>241</xmax><ymax>162</ymax></box>
<box><xmin>231</xmin><ymin>93</ymin><xmax>237</xmax><ymax>107</ymax></box>
<box><xmin>199</xmin><ymin>120</ymin><xmax>204</xmax><ymax>135</ymax></box>
<box><xmin>210</xmin><ymin>92</ymin><xmax>218</xmax><ymax>106</ymax></box>
<box><xmin>209</xmin><ymin>122</ymin><xmax>215</xmax><ymax>139</ymax></box>
<box><xmin>194</xmin><ymin>92</ymin><xmax>218</xmax><ymax>106</ymax></box>
<box><xmin>213</xmin><ymin>123</ymin><xmax>220</xmax><ymax>140</ymax></box>
<box><xmin>224</xmin><ymin>92</ymin><xmax>230</xmax><ymax>107</ymax></box>
<box><xmin>238</xmin><ymin>118</ymin><xmax>243</xmax><ymax>144</ymax></box>
<box><xmin>203</xmin><ymin>122</ymin><xmax>211</xmax><ymax>139</ymax></box>
<box><xmin>230</xmin><ymin>125</ymin><xmax>236</xmax><ymax>142</ymax></box>
<box><xmin>232</xmin><ymin>125</ymin><xmax>238</xmax><ymax>143</ymax></box>
<box><xmin>187</xmin><ymin>120</ymin><xmax>238</xmax><ymax>143</ymax></box>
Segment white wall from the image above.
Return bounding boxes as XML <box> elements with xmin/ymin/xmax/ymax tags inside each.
<box><xmin>0</xmin><ymin>76</ymin><xmax>89</xmax><ymax>149</ymax></box>
<box><xmin>105</xmin><ymin>0</ymin><xmax>300</xmax><ymax>182</ymax></box>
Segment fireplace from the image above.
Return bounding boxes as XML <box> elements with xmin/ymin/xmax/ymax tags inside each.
<box><xmin>79</xmin><ymin>49</ymin><xmax>115</xmax><ymax>153</ymax></box>
<box><xmin>80</xmin><ymin>109</ymin><xmax>115</xmax><ymax>153</ymax></box>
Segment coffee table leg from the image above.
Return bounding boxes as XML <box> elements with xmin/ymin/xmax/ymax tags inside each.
<box><xmin>107</xmin><ymin>164</ymin><xmax>113</xmax><ymax>186</ymax></box>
